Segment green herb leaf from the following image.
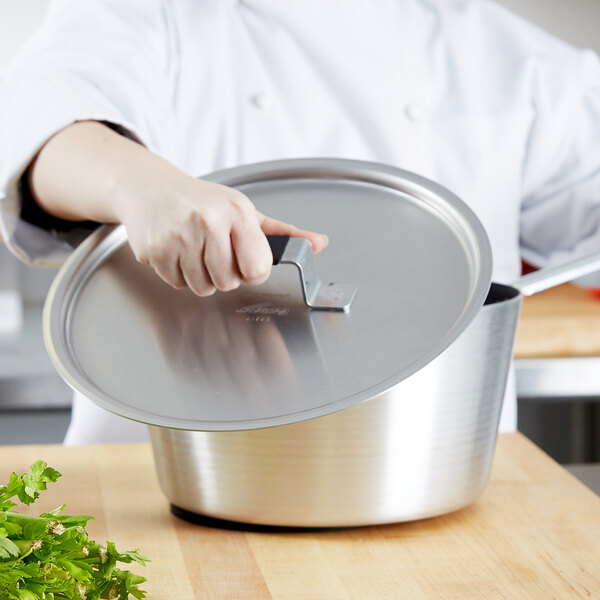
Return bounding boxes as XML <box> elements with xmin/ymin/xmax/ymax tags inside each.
<box><xmin>0</xmin><ymin>461</ymin><xmax>62</xmax><ymax>510</ymax></box>
<box><xmin>0</xmin><ymin>537</ymin><xmax>20</xmax><ymax>559</ymax></box>
<box><xmin>11</xmin><ymin>588</ymin><xmax>39</xmax><ymax>600</ymax></box>
<box><xmin>0</xmin><ymin>461</ymin><xmax>149</xmax><ymax>600</ymax></box>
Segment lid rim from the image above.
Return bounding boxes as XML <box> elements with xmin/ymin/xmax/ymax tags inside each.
<box><xmin>43</xmin><ymin>158</ymin><xmax>493</xmax><ymax>431</ymax></box>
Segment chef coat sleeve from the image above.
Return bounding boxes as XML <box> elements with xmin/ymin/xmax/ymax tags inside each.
<box><xmin>519</xmin><ymin>45</ymin><xmax>600</xmax><ymax>285</ymax></box>
<box><xmin>0</xmin><ymin>0</ymin><xmax>178</xmax><ymax>267</ymax></box>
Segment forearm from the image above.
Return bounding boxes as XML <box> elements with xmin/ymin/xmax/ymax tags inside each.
<box><xmin>27</xmin><ymin>120</ymin><xmax>190</xmax><ymax>225</ymax></box>
<box><xmin>26</xmin><ymin>120</ymin><xmax>327</xmax><ymax>296</ymax></box>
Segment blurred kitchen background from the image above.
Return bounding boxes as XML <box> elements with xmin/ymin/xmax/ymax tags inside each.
<box><xmin>1</xmin><ymin>0</ymin><xmax>600</xmax><ymax>491</ymax></box>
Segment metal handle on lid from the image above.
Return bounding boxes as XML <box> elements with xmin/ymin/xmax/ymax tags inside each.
<box><xmin>267</xmin><ymin>235</ymin><xmax>357</xmax><ymax>312</ymax></box>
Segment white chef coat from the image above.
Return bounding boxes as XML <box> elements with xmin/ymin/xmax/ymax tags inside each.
<box><xmin>1</xmin><ymin>0</ymin><xmax>599</xmax><ymax>444</ymax></box>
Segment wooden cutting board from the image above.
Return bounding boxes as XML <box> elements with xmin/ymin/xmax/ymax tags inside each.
<box><xmin>514</xmin><ymin>283</ymin><xmax>600</xmax><ymax>358</ymax></box>
<box><xmin>1</xmin><ymin>433</ymin><xmax>599</xmax><ymax>599</ymax></box>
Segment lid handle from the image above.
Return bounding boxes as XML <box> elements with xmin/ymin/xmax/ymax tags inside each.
<box><xmin>266</xmin><ymin>235</ymin><xmax>357</xmax><ymax>312</ymax></box>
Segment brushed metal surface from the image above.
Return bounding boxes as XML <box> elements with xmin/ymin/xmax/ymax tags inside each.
<box><xmin>276</xmin><ymin>236</ymin><xmax>357</xmax><ymax>311</ymax></box>
<box><xmin>149</xmin><ymin>284</ymin><xmax>522</xmax><ymax>527</ymax></box>
<box><xmin>43</xmin><ymin>159</ymin><xmax>492</xmax><ymax>431</ymax></box>
<box><xmin>513</xmin><ymin>251</ymin><xmax>600</xmax><ymax>296</ymax></box>
<box><xmin>515</xmin><ymin>357</ymin><xmax>600</xmax><ymax>399</ymax></box>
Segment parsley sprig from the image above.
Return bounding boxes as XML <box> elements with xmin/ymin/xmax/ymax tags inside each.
<box><xmin>0</xmin><ymin>460</ymin><xmax>149</xmax><ymax>599</ymax></box>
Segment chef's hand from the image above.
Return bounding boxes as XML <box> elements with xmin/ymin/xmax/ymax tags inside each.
<box><xmin>28</xmin><ymin>120</ymin><xmax>328</xmax><ymax>296</ymax></box>
<box><xmin>118</xmin><ymin>177</ymin><xmax>327</xmax><ymax>296</ymax></box>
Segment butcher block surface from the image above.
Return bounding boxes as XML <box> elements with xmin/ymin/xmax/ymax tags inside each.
<box><xmin>515</xmin><ymin>283</ymin><xmax>600</xmax><ymax>358</ymax></box>
<box><xmin>1</xmin><ymin>432</ymin><xmax>599</xmax><ymax>599</ymax></box>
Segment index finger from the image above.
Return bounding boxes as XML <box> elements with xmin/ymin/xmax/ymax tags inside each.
<box><xmin>259</xmin><ymin>214</ymin><xmax>329</xmax><ymax>254</ymax></box>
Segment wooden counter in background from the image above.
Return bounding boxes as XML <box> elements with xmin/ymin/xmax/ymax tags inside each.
<box><xmin>1</xmin><ymin>434</ymin><xmax>599</xmax><ymax>599</ymax></box>
<box><xmin>515</xmin><ymin>283</ymin><xmax>600</xmax><ymax>358</ymax></box>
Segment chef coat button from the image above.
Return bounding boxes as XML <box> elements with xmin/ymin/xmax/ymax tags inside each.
<box><xmin>404</xmin><ymin>103</ymin><xmax>424</xmax><ymax>122</ymax></box>
<box><xmin>251</xmin><ymin>92</ymin><xmax>272</xmax><ymax>110</ymax></box>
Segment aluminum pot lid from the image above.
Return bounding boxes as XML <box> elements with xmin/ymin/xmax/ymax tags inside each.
<box><xmin>43</xmin><ymin>158</ymin><xmax>492</xmax><ymax>431</ymax></box>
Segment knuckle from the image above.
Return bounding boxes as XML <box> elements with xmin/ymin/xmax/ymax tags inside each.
<box><xmin>152</xmin><ymin>267</ymin><xmax>178</xmax><ymax>289</ymax></box>
<box><xmin>146</xmin><ymin>230</ymin><xmax>187</xmax><ymax>263</ymax></box>
<box><xmin>227</xmin><ymin>191</ymin><xmax>254</xmax><ymax>217</ymax></box>
<box><xmin>243</xmin><ymin>262</ymin><xmax>271</xmax><ymax>285</ymax></box>
<box><xmin>226</xmin><ymin>187</ymin><xmax>249</xmax><ymax>204</ymax></box>
<box><xmin>196</xmin><ymin>207</ymin><xmax>221</xmax><ymax>232</ymax></box>
<box><xmin>162</xmin><ymin>277</ymin><xmax>182</xmax><ymax>290</ymax></box>
<box><xmin>146</xmin><ymin>242</ymin><xmax>165</xmax><ymax>263</ymax></box>
<box><xmin>193</xmin><ymin>284</ymin><xmax>217</xmax><ymax>297</ymax></box>
<box><xmin>215</xmin><ymin>275</ymin><xmax>241</xmax><ymax>292</ymax></box>
<box><xmin>134</xmin><ymin>250</ymin><xmax>149</xmax><ymax>265</ymax></box>
<box><xmin>130</xmin><ymin>240</ymin><xmax>151</xmax><ymax>265</ymax></box>
<box><xmin>170</xmin><ymin>278</ymin><xmax>187</xmax><ymax>290</ymax></box>
<box><xmin>184</xmin><ymin>272</ymin><xmax>217</xmax><ymax>297</ymax></box>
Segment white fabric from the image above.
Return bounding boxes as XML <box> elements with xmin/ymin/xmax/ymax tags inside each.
<box><xmin>65</xmin><ymin>393</ymin><xmax>150</xmax><ymax>445</ymax></box>
<box><xmin>1</xmin><ymin>0</ymin><xmax>600</xmax><ymax>442</ymax></box>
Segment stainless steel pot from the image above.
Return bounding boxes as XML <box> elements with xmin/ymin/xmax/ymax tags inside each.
<box><xmin>43</xmin><ymin>157</ymin><xmax>600</xmax><ymax>528</ymax></box>
<box><xmin>149</xmin><ymin>254</ymin><xmax>600</xmax><ymax>528</ymax></box>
